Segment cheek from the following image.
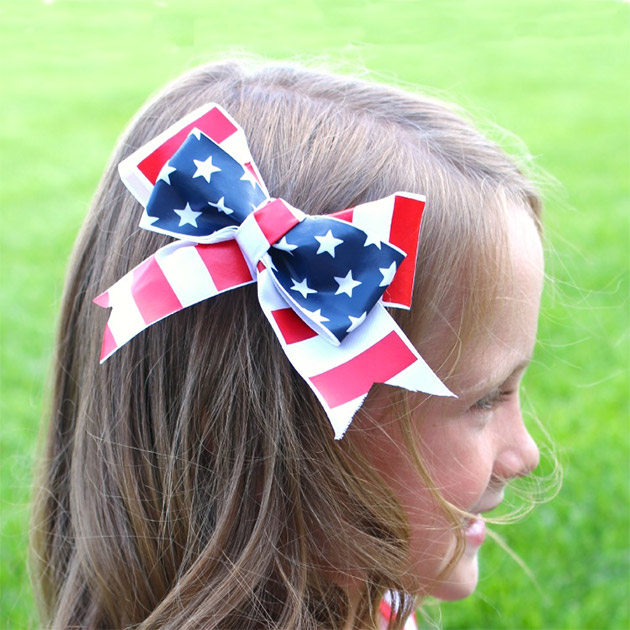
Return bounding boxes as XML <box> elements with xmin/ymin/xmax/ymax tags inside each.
<box><xmin>348</xmin><ymin>410</ymin><xmax>496</xmax><ymax>593</ymax></box>
<box><xmin>357</xmin><ymin>426</ymin><xmax>484</xmax><ymax>590</ymax></box>
<box><xmin>401</xmin><ymin>426</ymin><xmax>495</xmax><ymax>596</ymax></box>
<box><xmin>418</xmin><ymin>422</ymin><xmax>495</xmax><ymax>513</ymax></box>
<box><xmin>399</xmin><ymin>477</ymin><xmax>461</xmax><ymax>589</ymax></box>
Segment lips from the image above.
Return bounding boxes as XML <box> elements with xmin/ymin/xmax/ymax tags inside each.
<box><xmin>461</xmin><ymin>497</ymin><xmax>502</xmax><ymax>548</ymax></box>
<box><xmin>464</xmin><ymin>517</ymin><xmax>486</xmax><ymax>547</ymax></box>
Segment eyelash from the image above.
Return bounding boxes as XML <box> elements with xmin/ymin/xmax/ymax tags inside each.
<box><xmin>470</xmin><ymin>389</ymin><xmax>513</xmax><ymax>412</ymax></box>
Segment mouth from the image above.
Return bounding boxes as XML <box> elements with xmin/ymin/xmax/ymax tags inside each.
<box><xmin>463</xmin><ymin>515</ymin><xmax>486</xmax><ymax>547</ymax></box>
<box><xmin>461</xmin><ymin>499</ymin><xmax>502</xmax><ymax>548</ymax></box>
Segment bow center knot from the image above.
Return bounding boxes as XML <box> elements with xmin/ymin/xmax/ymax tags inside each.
<box><xmin>235</xmin><ymin>198</ymin><xmax>306</xmax><ymax>271</ymax></box>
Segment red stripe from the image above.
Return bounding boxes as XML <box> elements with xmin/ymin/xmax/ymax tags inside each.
<box><xmin>379</xmin><ymin>600</ymin><xmax>392</xmax><ymax>621</ymax></box>
<box><xmin>378</xmin><ymin>599</ymin><xmax>417</xmax><ymax>629</ymax></box>
<box><xmin>132</xmin><ymin>256</ymin><xmax>183</xmax><ymax>325</ymax></box>
<box><xmin>331</xmin><ymin>208</ymin><xmax>354</xmax><ymax>223</ymax></box>
<box><xmin>100</xmin><ymin>323</ymin><xmax>117</xmax><ymax>361</ymax></box>
<box><xmin>271</xmin><ymin>308</ymin><xmax>318</xmax><ymax>345</ymax></box>
<box><xmin>93</xmin><ymin>290</ymin><xmax>110</xmax><ymax>308</ymax></box>
<box><xmin>138</xmin><ymin>107</ymin><xmax>238</xmax><ymax>184</ymax></box>
<box><xmin>383</xmin><ymin>196</ymin><xmax>424</xmax><ymax>307</ymax></box>
<box><xmin>309</xmin><ymin>331</ymin><xmax>416</xmax><ymax>408</ymax></box>
<box><xmin>254</xmin><ymin>199</ymin><xmax>300</xmax><ymax>245</ymax></box>
<box><xmin>244</xmin><ymin>162</ymin><xmax>262</xmax><ymax>185</ymax></box>
<box><xmin>195</xmin><ymin>241</ymin><xmax>253</xmax><ymax>291</ymax></box>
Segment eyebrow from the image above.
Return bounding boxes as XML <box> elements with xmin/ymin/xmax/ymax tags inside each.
<box><xmin>460</xmin><ymin>357</ymin><xmax>533</xmax><ymax>398</ymax></box>
<box><xmin>505</xmin><ymin>358</ymin><xmax>533</xmax><ymax>381</ymax></box>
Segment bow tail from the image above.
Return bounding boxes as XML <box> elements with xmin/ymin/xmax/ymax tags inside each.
<box><xmin>93</xmin><ymin>239</ymin><xmax>255</xmax><ymax>362</ymax></box>
<box><xmin>257</xmin><ymin>265</ymin><xmax>454</xmax><ymax>440</ymax></box>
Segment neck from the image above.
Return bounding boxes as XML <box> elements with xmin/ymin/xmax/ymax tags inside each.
<box><xmin>343</xmin><ymin>586</ymin><xmax>361</xmax><ymax>629</ymax></box>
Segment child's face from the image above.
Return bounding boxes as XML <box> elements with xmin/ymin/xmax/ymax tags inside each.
<box><xmin>352</xmin><ymin>207</ymin><xmax>543</xmax><ymax>600</ymax></box>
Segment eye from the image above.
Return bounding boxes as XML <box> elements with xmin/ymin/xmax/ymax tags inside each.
<box><xmin>470</xmin><ymin>388</ymin><xmax>513</xmax><ymax>413</ymax></box>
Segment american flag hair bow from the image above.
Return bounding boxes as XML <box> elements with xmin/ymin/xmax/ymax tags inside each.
<box><xmin>95</xmin><ymin>104</ymin><xmax>453</xmax><ymax>438</ymax></box>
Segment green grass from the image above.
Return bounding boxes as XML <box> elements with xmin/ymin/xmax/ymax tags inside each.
<box><xmin>1</xmin><ymin>0</ymin><xmax>628</xmax><ymax>628</ymax></box>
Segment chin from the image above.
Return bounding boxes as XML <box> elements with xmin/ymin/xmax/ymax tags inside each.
<box><xmin>430</xmin><ymin>550</ymin><xmax>480</xmax><ymax>601</ymax></box>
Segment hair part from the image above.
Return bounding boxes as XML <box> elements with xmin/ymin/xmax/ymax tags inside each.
<box><xmin>31</xmin><ymin>59</ymin><xmax>542</xmax><ymax>629</ymax></box>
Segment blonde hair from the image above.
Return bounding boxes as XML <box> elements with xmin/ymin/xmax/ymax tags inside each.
<box><xmin>30</xmin><ymin>60</ymin><xmax>542</xmax><ymax>629</ymax></box>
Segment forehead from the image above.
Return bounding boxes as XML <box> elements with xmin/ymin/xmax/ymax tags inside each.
<box><xmin>455</xmin><ymin>206</ymin><xmax>544</xmax><ymax>395</ymax></box>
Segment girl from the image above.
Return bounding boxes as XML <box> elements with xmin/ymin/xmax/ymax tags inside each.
<box><xmin>31</xmin><ymin>60</ymin><xmax>544</xmax><ymax>629</ymax></box>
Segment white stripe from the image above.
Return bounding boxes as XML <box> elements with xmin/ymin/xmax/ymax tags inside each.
<box><xmin>386</xmin><ymin>353</ymin><xmax>454</xmax><ymax>397</ymax></box>
<box><xmin>325</xmin><ymin>395</ymin><xmax>368</xmax><ymax>439</ymax></box>
<box><xmin>258</xmin><ymin>266</ymin><xmax>289</xmax><ymax>310</ymax></box>
<box><xmin>154</xmin><ymin>242</ymin><xmax>218</xmax><ymax>308</ymax></box>
<box><xmin>117</xmin><ymin>163</ymin><xmax>153</xmax><ymax>208</ymax></box>
<box><xmin>235</xmin><ymin>213</ymin><xmax>269</xmax><ymax>274</ymax></box>
<box><xmin>219</xmin><ymin>130</ymin><xmax>246</xmax><ymax>158</ymax></box>
<box><xmin>106</xmin><ymin>271</ymin><xmax>147</xmax><ymax>347</ymax></box>
<box><xmin>284</xmin><ymin>303</ymin><xmax>397</xmax><ymax>377</ymax></box>
<box><xmin>351</xmin><ymin>195</ymin><xmax>395</xmax><ymax>242</ymax></box>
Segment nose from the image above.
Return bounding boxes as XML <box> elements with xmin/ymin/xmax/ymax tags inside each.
<box><xmin>493</xmin><ymin>406</ymin><xmax>540</xmax><ymax>480</ymax></box>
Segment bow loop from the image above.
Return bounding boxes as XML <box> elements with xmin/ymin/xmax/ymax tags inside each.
<box><xmin>266</xmin><ymin>212</ymin><xmax>406</xmax><ymax>344</ymax></box>
<box><xmin>146</xmin><ymin>130</ymin><xmax>267</xmax><ymax>242</ymax></box>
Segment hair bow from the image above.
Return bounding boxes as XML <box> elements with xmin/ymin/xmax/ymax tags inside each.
<box><xmin>95</xmin><ymin>104</ymin><xmax>453</xmax><ymax>438</ymax></box>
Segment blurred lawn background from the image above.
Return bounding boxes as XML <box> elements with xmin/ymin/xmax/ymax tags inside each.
<box><xmin>1</xmin><ymin>0</ymin><xmax>628</xmax><ymax>628</ymax></box>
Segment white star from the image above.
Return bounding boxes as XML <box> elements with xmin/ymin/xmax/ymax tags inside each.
<box><xmin>156</xmin><ymin>163</ymin><xmax>176</xmax><ymax>185</ymax></box>
<box><xmin>240</xmin><ymin>167</ymin><xmax>259</xmax><ymax>189</ymax></box>
<box><xmin>174</xmin><ymin>203</ymin><xmax>202</xmax><ymax>227</ymax></box>
<box><xmin>191</xmin><ymin>128</ymin><xmax>202</xmax><ymax>139</ymax></box>
<box><xmin>193</xmin><ymin>155</ymin><xmax>221</xmax><ymax>183</ymax></box>
<box><xmin>314</xmin><ymin>229</ymin><xmax>344</xmax><ymax>257</ymax></box>
<box><xmin>346</xmin><ymin>312</ymin><xmax>367</xmax><ymax>333</ymax></box>
<box><xmin>379</xmin><ymin>261</ymin><xmax>397</xmax><ymax>287</ymax></box>
<box><xmin>274</xmin><ymin>236</ymin><xmax>298</xmax><ymax>253</ymax></box>
<box><xmin>303</xmin><ymin>308</ymin><xmax>330</xmax><ymax>325</ymax></box>
<box><xmin>363</xmin><ymin>232</ymin><xmax>383</xmax><ymax>249</ymax></box>
<box><xmin>290</xmin><ymin>277</ymin><xmax>317</xmax><ymax>299</ymax></box>
<box><xmin>213</xmin><ymin>196</ymin><xmax>233</xmax><ymax>215</ymax></box>
<box><xmin>334</xmin><ymin>270</ymin><xmax>362</xmax><ymax>297</ymax></box>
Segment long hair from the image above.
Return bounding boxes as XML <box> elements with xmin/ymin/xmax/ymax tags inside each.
<box><xmin>30</xmin><ymin>60</ymin><xmax>542</xmax><ymax>629</ymax></box>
